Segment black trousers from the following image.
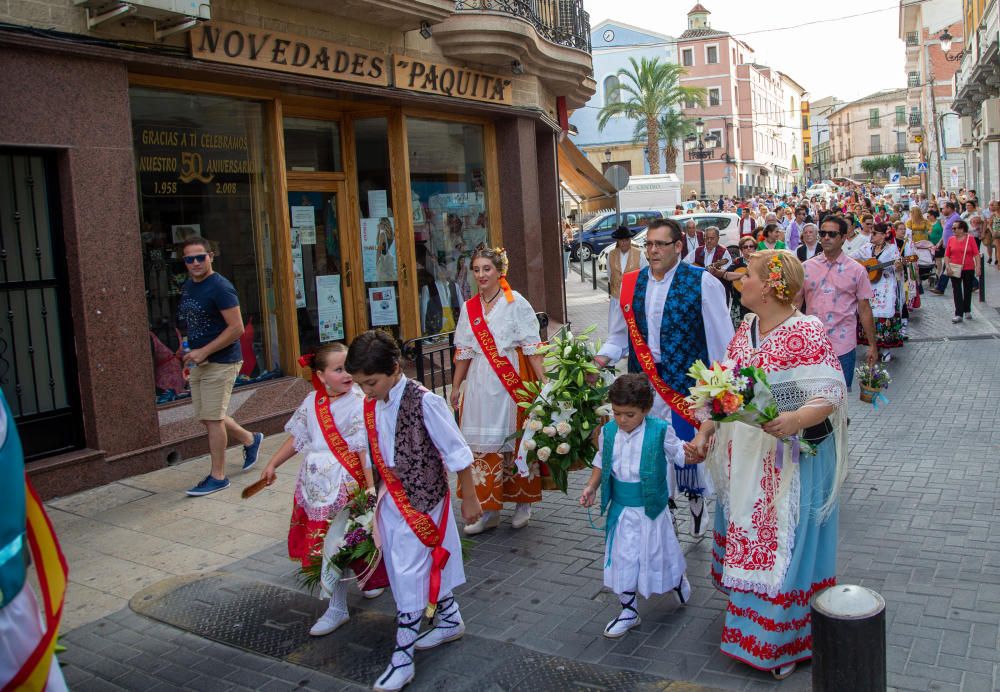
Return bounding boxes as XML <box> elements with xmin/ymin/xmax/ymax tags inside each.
<box><xmin>950</xmin><ymin>269</ymin><xmax>975</xmax><ymax>316</ymax></box>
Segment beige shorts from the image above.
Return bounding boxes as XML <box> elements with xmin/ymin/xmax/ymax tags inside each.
<box><xmin>189</xmin><ymin>361</ymin><xmax>242</xmax><ymax>421</ymax></box>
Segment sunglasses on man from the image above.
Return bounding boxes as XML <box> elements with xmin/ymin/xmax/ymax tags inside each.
<box><xmin>817</xmin><ymin>230</ymin><xmax>842</xmax><ymax>238</ymax></box>
<box><xmin>184</xmin><ymin>254</ymin><xmax>209</xmax><ymax>265</ymax></box>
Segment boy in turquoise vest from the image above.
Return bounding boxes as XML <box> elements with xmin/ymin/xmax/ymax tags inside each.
<box><xmin>580</xmin><ymin>374</ymin><xmax>691</xmax><ymax>638</ymax></box>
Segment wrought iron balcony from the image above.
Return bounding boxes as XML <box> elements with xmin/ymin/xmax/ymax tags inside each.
<box><xmin>455</xmin><ymin>0</ymin><xmax>592</xmax><ymax>53</ymax></box>
<box><xmin>909</xmin><ymin>113</ymin><xmax>922</xmax><ymax>127</ymax></box>
<box><xmin>869</xmin><ymin>145</ymin><xmax>882</xmax><ymax>155</ymax></box>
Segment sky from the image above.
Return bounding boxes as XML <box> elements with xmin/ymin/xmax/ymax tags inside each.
<box><xmin>585</xmin><ymin>0</ymin><xmax>907</xmax><ymax>102</ymax></box>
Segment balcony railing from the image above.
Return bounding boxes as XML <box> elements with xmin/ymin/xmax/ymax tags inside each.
<box><xmin>905</xmin><ymin>31</ymin><xmax>919</xmax><ymax>47</ymax></box>
<box><xmin>909</xmin><ymin>113</ymin><xmax>922</xmax><ymax>127</ymax></box>
<box><xmin>895</xmin><ymin>143</ymin><xmax>907</xmax><ymax>153</ymax></box>
<box><xmin>455</xmin><ymin>0</ymin><xmax>592</xmax><ymax>52</ymax></box>
<box><xmin>869</xmin><ymin>145</ymin><xmax>882</xmax><ymax>154</ymax></box>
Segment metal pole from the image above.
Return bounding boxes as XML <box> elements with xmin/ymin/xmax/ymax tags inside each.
<box><xmin>591</xmin><ymin>254</ymin><xmax>597</xmax><ymax>291</ymax></box>
<box><xmin>698</xmin><ymin>139</ymin><xmax>707</xmax><ymax>199</ymax></box>
<box><xmin>926</xmin><ymin>45</ymin><xmax>944</xmax><ymax>193</ymax></box>
<box><xmin>980</xmin><ymin>252</ymin><xmax>986</xmax><ymax>303</ymax></box>
<box><xmin>812</xmin><ymin>585</ymin><xmax>887</xmax><ymax>692</ymax></box>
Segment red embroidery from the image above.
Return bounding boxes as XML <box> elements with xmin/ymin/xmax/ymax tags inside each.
<box><xmin>722</xmin><ymin>625</ymin><xmax>813</xmax><ymax>661</ymax></box>
<box><xmin>726</xmin><ymin>603</ymin><xmax>812</xmax><ymax>633</ymax></box>
<box><xmin>727</xmin><ymin>318</ymin><xmax>841</xmax><ymax>372</ymax></box>
<box><xmin>714</xmin><ymin>530</ymin><xmax>727</xmax><ymax>550</ymax></box>
<box><xmin>726</xmin><ymin>577</ymin><xmax>837</xmax><ymax>609</ymax></box>
<box><xmin>724</xmin><ymin>448</ymin><xmax>780</xmax><ymax>573</ymax></box>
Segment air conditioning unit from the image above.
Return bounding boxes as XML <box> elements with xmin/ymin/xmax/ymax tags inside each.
<box><xmin>75</xmin><ymin>0</ymin><xmax>210</xmax><ymax>38</ymax></box>
<box><xmin>960</xmin><ymin>116</ymin><xmax>974</xmax><ymax>146</ymax></box>
<box><xmin>983</xmin><ymin>99</ymin><xmax>1000</xmax><ymax>141</ymax></box>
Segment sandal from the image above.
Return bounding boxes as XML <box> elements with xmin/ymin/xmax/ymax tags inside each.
<box><xmin>772</xmin><ymin>662</ymin><xmax>797</xmax><ymax>680</ymax></box>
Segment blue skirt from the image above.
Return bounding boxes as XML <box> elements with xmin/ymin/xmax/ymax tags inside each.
<box><xmin>711</xmin><ymin>434</ymin><xmax>839</xmax><ymax>671</ymax></box>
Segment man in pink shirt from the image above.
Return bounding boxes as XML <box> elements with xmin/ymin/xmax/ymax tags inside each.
<box><xmin>799</xmin><ymin>215</ymin><xmax>878</xmax><ymax>389</ymax></box>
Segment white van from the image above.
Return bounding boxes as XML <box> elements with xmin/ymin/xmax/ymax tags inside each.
<box><xmin>616</xmin><ymin>174</ymin><xmax>682</xmax><ymax>211</ymax></box>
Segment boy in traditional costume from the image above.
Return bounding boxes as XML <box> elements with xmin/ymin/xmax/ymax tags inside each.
<box><xmin>346</xmin><ymin>330</ymin><xmax>482</xmax><ymax>692</ymax></box>
<box><xmin>580</xmin><ymin>374</ymin><xmax>692</xmax><ymax>638</ymax></box>
<box><xmin>260</xmin><ymin>343</ymin><xmax>383</xmax><ymax>637</ymax></box>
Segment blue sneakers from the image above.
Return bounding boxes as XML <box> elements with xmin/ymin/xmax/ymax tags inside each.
<box><xmin>186</xmin><ymin>475</ymin><xmax>230</xmax><ymax>497</ymax></box>
<box><xmin>242</xmin><ymin>432</ymin><xmax>265</xmax><ymax>471</ymax></box>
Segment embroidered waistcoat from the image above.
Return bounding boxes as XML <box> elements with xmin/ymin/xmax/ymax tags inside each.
<box><xmin>626</xmin><ymin>263</ymin><xmax>709</xmax><ymax>393</ymax></box>
<box><xmin>393</xmin><ymin>380</ymin><xmax>449</xmax><ymax>513</ymax></box>
<box><xmin>598</xmin><ymin>418</ymin><xmax>669</xmax><ymax>521</ymax></box>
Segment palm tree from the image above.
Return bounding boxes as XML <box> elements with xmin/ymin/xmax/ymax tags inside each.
<box><xmin>597</xmin><ymin>57</ymin><xmax>705</xmax><ymax>175</ymax></box>
<box><xmin>633</xmin><ymin>110</ymin><xmax>699</xmax><ymax>174</ymax></box>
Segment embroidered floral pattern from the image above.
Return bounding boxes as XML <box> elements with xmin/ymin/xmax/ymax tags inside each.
<box><xmin>726</xmin><ymin>603</ymin><xmax>812</xmax><ymax>633</ymax></box>
<box><xmin>727</xmin><ymin>319</ymin><xmax>841</xmax><ymax>372</ymax></box>
<box><xmin>393</xmin><ymin>380</ymin><xmax>449</xmax><ymax>513</ymax></box>
<box><xmin>721</xmin><ymin>626</ymin><xmax>813</xmax><ymax>661</ymax></box>
<box><xmin>724</xmin><ymin>448</ymin><xmax>780</xmax><ymax>573</ymax></box>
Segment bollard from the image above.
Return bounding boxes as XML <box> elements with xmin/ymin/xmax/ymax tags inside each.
<box><xmin>591</xmin><ymin>254</ymin><xmax>597</xmax><ymax>291</ymax></box>
<box><xmin>980</xmin><ymin>253</ymin><xmax>986</xmax><ymax>303</ymax></box>
<box><xmin>811</xmin><ymin>584</ymin><xmax>886</xmax><ymax>692</ymax></box>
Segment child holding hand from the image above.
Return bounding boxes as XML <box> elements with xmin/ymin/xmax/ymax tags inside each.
<box><xmin>581</xmin><ymin>373</ymin><xmax>692</xmax><ymax>639</ymax></box>
<box><xmin>260</xmin><ymin>343</ymin><xmax>379</xmax><ymax>638</ymax></box>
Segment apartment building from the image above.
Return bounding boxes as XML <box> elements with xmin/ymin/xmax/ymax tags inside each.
<box><xmin>951</xmin><ymin>0</ymin><xmax>1000</xmax><ymax>198</ymax></box>
<box><xmin>900</xmin><ymin>0</ymin><xmax>966</xmax><ymax>193</ymax></box>
<box><xmin>827</xmin><ymin>89</ymin><xmax>914</xmax><ymax>179</ymax></box>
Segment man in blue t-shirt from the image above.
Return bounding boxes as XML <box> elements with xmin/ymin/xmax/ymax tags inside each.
<box><xmin>178</xmin><ymin>236</ymin><xmax>264</xmax><ymax>497</ymax></box>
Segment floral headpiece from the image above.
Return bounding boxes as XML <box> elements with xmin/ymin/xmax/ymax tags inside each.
<box><xmin>765</xmin><ymin>255</ymin><xmax>790</xmax><ymax>301</ymax></box>
<box><xmin>298</xmin><ymin>353</ymin><xmax>324</xmax><ymax>393</ymax></box>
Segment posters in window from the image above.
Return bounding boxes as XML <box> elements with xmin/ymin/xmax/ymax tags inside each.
<box><xmin>360</xmin><ymin>216</ymin><xmax>397</xmax><ymax>282</ymax></box>
<box><xmin>368</xmin><ymin>286</ymin><xmax>398</xmax><ymax>326</ymax></box>
<box><xmin>291</xmin><ymin>229</ymin><xmax>307</xmax><ymax>308</ymax></box>
<box><xmin>171</xmin><ymin>224</ymin><xmax>201</xmax><ymax>244</ymax></box>
<box><xmin>291</xmin><ymin>205</ymin><xmax>316</xmax><ymax>244</ymax></box>
<box><xmin>367</xmin><ymin>189</ymin><xmax>389</xmax><ymax>217</ymax></box>
<box><xmin>316</xmin><ymin>274</ymin><xmax>344</xmax><ymax>341</ymax></box>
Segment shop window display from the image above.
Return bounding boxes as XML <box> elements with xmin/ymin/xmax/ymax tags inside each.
<box><xmin>406</xmin><ymin>118</ymin><xmax>490</xmax><ymax>336</ymax></box>
<box><xmin>130</xmin><ymin>88</ymin><xmax>279</xmax><ymax>403</ymax></box>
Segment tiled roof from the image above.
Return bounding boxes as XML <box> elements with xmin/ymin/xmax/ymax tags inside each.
<box><xmin>688</xmin><ymin>3</ymin><xmax>710</xmax><ymax>13</ymax></box>
<box><xmin>678</xmin><ymin>27</ymin><xmax>727</xmax><ymax>39</ymax></box>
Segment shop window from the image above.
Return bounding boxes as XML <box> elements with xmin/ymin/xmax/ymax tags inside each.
<box><xmin>283</xmin><ymin>118</ymin><xmax>342</xmax><ymax>172</ymax></box>
<box><xmin>406</xmin><ymin>117</ymin><xmax>491</xmax><ymax>337</ymax></box>
<box><xmin>354</xmin><ymin>117</ymin><xmax>401</xmax><ymax>340</ymax></box>
<box><xmin>130</xmin><ymin>88</ymin><xmax>278</xmax><ymax>404</ymax></box>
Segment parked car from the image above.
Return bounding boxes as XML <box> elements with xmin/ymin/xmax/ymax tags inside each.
<box><xmin>598</xmin><ymin>212</ymin><xmax>741</xmax><ymax>271</ymax></box>
<box><xmin>882</xmin><ymin>184</ymin><xmax>911</xmax><ymax>209</ymax></box>
<box><xmin>805</xmin><ymin>184</ymin><xmax>835</xmax><ymax>202</ymax></box>
<box><xmin>569</xmin><ymin>209</ymin><xmax>663</xmax><ymax>262</ymax></box>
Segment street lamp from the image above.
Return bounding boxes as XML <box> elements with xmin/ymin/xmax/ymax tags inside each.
<box><xmin>938</xmin><ymin>30</ymin><xmax>963</xmax><ymax>61</ymax></box>
<box><xmin>686</xmin><ymin>117</ymin><xmax>719</xmax><ymax>199</ymax></box>
<box><xmin>604</xmin><ymin>148</ymin><xmax>612</xmax><ymax>162</ymax></box>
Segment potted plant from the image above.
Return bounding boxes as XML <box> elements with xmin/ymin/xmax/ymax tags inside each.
<box><xmin>855</xmin><ymin>363</ymin><xmax>891</xmax><ymax>404</ymax></box>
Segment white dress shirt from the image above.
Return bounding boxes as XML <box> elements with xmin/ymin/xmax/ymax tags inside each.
<box><xmin>598</xmin><ymin>263</ymin><xmax>734</xmax><ymax>366</ymax></box>
<box><xmin>684</xmin><ymin>246</ymin><xmax>732</xmax><ymax>267</ymax></box>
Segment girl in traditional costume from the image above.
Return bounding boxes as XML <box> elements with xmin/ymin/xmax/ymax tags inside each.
<box><xmin>260</xmin><ymin>343</ymin><xmax>379</xmax><ymax>637</ymax></box>
<box><xmin>686</xmin><ymin>250</ymin><xmax>847</xmax><ymax>680</ymax></box>
<box><xmin>855</xmin><ymin>223</ymin><xmax>904</xmax><ymax>359</ymax></box>
<box><xmin>346</xmin><ymin>330</ymin><xmax>482</xmax><ymax>692</ymax></box>
<box><xmin>451</xmin><ymin>246</ymin><xmax>546</xmax><ymax>534</ymax></box>
<box><xmin>580</xmin><ymin>374</ymin><xmax>692</xmax><ymax>639</ymax></box>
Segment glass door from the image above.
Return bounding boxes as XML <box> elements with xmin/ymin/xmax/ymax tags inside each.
<box><xmin>287</xmin><ymin>184</ymin><xmax>358</xmax><ymax>351</ymax></box>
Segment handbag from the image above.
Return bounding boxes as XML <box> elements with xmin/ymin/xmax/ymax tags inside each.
<box><xmin>947</xmin><ymin>236</ymin><xmax>971</xmax><ymax>278</ymax></box>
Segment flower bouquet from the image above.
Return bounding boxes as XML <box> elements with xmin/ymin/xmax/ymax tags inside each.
<box><xmin>685</xmin><ymin>359</ymin><xmax>816</xmax><ymax>456</ymax></box>
<box><xmin>856</xmin><ymin>363</ymin><xmax>890</xmax><ymax>404</ymax></box>
<box><xmin>513</xmin><ymin>325</ymin><xmax>613</xmax><ymax>493</ymax></box>
<box><xmin>299</xmin><ymin>485</ymin><xmax>388</xmax><ymax>593</ymax></box>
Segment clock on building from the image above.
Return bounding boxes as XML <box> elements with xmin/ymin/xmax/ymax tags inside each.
<box><xmin>603</xmin><ymin>29</ymin><xmax>615</xmax><ymax>42</ymax></box>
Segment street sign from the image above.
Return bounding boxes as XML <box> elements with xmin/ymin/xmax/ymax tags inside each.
<box><xmin>890</xmin><ymin>173</ymin><xmax>901</xmax><ymax>184</ymax></box>
<box><xmin>916</xmin><ymin>162</ymin><xmax>928</xmax><ymax>173</ymax></box>
<box><xmin>604</xmin><ymin>165</ymin><xmax>630</xmax><ymax>192</ymax></box>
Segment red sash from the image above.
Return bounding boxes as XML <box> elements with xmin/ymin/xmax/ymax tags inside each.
<box><xmin>4</xmin><ymin>479</ymin><xmax>68</xmax><ymax>692</ymax></box>
<box><xmin>363</xmin><ymin>397</ymin><xmax>450</xmax><ymax>618</ymax></box>
<box><xmin>619</xmin><ymin>270</ymin><xmax>699</xmax><ymax>429</ymax></box>
<box><xmin>465</xmin><ymin>297</ymin><xmax>531</xmax><ymax>404</ymax></box>
<box><xmin>314</xmin><ymin>393</ymin><xmax>367</xmax><ymax>487</ymax></box>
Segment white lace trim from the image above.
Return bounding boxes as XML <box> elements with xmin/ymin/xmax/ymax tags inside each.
<box><xmin>453</xmin><ymin>291</ymin><xmax>541</xmax><ymax>354</ymax></box>
<box><xmin>284</xmin><ymin>404</ymin><xmax>311</xmax><ymax>452</ymax></box>
<box><xmin>455</xmin><ymin>347</ymin><xmax>475</xmax><ymax>361</ymax></box>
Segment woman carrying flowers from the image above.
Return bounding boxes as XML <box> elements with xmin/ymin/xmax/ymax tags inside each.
<box><xmin>684</xmin><ymin>250</ymin><xmax>848</xmax><ymax>680</ymax></box>
<box><xmin>259</xmin><ymin>343</ymin><xmax>379</xmax><ymax>637</ymax></box>
<box><xmin>451</xmin><ymin>246</ymin><xmax>546</xmax><ymax>534</ymax></box>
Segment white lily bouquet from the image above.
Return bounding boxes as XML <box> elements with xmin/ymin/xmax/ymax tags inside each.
<box><xmin>513</xmin><ymin>326</ymin><xmax>613</xmax><ymax>493</ymax></box>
